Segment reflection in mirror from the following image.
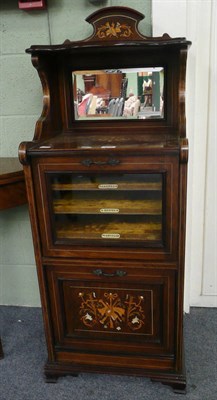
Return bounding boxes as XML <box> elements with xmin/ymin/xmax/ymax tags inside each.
<box><xmin>72</xmin><ymin>68</ymin><xmax>164</xmax><ymax>120</ymax></box>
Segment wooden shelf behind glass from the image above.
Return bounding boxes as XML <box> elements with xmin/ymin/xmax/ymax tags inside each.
<box><xmin>53</xmin><ymin>197</ymin><xmax>162</xmax><ymax>215</ymax></box>
<box><xmin>52</xmin><ymin>180</ymin><xmax>162</xmax><ymax>192</ymax></box>
<box><xmin>55</xmin><ymin>218</ymin><xmax>162</xmax><ymax>241</ymax></box>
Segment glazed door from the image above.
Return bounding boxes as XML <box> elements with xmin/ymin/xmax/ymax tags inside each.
<box><xmin>33</xmin><ymin>155</ymin><xmax>179</xmax><ymax>260</ymax></box>
<box><xmin>50</xmin><ymin>172</ymin><xmax>162</xmax><ymax>243</ymax></box>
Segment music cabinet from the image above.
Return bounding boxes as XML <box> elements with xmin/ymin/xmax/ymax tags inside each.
<box><xmin>19</xmin><ymin>7</ymin><xmax>191</xmax><ymax>393</ymax></box>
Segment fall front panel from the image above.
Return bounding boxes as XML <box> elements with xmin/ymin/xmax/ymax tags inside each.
<box><xmin>45</xmin><ymin>263</ymin><xmax>176</xmax><ymax>356</ymax></box>
<box><xmin>32</xmin><ymin>155</ymin><xmax>179</xmax><ymax>260</ymax></box>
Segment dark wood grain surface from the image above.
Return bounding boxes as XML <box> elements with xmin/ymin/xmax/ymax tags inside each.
<box><xmin>18</xmin><ymin>6</ymin><xmax>190</xmax><ymax>393</ymax></box>
<box><xmin>0</xmin><ymin>158</ymin><xmax>27</xmax><ymax>210</ymax></box>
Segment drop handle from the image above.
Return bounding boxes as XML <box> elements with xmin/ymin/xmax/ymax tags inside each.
<box><xmin>81</xmin><ymin>158</ymin><xmax>120</xmax><ymax>167</ymax></box>
<box><xmin>93</xmin><ymin>269</ymin><xmax>127</xmax><ymax>278</ymax></box>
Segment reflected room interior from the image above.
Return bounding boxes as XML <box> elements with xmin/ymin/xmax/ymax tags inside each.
<box><xmin>73</xmin><ymin>68</ymin><xmax>164</xmax><ymax>120</ymax></box>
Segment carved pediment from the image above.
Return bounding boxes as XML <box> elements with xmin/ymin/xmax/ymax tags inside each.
<box><xmin>85</xmin><ymin>6</ymin><xmax>147</xmax><ymax>41</ymax></box>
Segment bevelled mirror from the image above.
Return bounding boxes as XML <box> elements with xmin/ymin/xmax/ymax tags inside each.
<box><xmin>72</xmin><ymin>67</ymin><xmax>164</xmax><ymax>120</ymax></box>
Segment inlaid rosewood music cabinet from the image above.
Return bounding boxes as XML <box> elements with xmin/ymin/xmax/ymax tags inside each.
<box><xmin>19</xmin><ymin>7</ymin><xmax>191</xmax><ymax>393</ymax></box>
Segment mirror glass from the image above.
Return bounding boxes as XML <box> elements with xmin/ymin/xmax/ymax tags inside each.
<box><xmin>72</xmin><ymin>68</ymin><xmax>164</xmax><ymax>120</ymax></box>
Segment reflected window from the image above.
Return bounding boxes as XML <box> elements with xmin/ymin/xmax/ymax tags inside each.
<box><xmin>72</xmin><ymin>68</ymin><xmax>164</xmax><ymax>121</ymax></box>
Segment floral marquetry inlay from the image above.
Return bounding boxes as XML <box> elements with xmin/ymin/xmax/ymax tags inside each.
<box><xmin>78</xmin><ymin>291</ymin><xmax>145</xmax><ymax>331</ymax></box>
<box><xmin>96</xmin><ymin>22</ymin><xmax>133</xmax><ymax>39</ymax></box>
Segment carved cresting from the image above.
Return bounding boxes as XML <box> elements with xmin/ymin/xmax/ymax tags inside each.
<box><xmin>84</xmin><ymin>6</ymin><xmax>147</xmax><ymax>42</ymax></box>
<box><xmin>79</xmin><ymin>291</ymin><xmax>145</xmax><ymax>331</ymax></box>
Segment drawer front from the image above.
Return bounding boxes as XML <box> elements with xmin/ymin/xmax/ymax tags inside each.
<box><xmin>32</xmin><ymin>154</ymin><xmax>179</xmax><ymax>261</ymax></box>
<box><xmin>45</xmin><ymin>261</ymin><xmax>176</xmax><ymax>358</ymax></box>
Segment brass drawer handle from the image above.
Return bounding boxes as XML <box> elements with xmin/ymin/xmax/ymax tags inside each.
<box><xmin>81</xmin><ymin>158</ymin><xmax>120</xmax><ymax>167</ymax></box>
<box><xmin>93</xmin><ymin>269</ymin><xmax>127</xmax><ymax>278</ymax></box>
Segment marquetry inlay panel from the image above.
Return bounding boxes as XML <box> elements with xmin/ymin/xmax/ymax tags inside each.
<box><xmin>78</xmin><ymin>290</ymin><xmax>147</xmax><ymax>332</ymax></box>
<box><xmin>62</xmin><ymin>283</ymin><xmax>158</xmax><ymax>338</ymax></box>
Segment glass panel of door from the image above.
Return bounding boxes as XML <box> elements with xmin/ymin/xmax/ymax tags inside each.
<box><xmin>48</xmin><ymin>173</ymin><xmax>163</xmax><ymax>246</ymax></box>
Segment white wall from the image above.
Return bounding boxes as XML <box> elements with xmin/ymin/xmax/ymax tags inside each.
<box><xmin>153</xmin><ymin>0</ymin><xmax>217</xmax><ymax>311</ymax></box>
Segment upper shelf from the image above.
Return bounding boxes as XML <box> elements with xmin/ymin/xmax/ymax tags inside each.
<box><xmin>25</xmin><ymin>132</ymin><xmax>180</xmax><ymax>155</ymax></box>
<box><xmin>18</xmin><ymin>5</ymin><xmax>191</xmax><ymax>163</ymax></box>
<box><xmin>26</xmin><ymin>6</ymin><xmax>191</xmax><ymax>54</ymax></box>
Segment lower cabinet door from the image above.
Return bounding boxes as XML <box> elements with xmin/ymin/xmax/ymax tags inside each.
<box><xmin>45</xmin><ymin>262</ymin><xmax>176</xmax><ymax>369</ymax></box>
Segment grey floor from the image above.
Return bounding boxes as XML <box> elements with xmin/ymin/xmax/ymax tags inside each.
<box><xmin>0</xmin><ymin>306</ymin><xmax>217</xmax><ymax>400</ymax></box>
